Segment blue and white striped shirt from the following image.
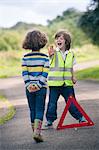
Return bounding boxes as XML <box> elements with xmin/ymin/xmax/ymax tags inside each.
<box><xmin>22</xmin><ymin>52</ymin><xmax>49</xmax><ymax>88</ymax></box>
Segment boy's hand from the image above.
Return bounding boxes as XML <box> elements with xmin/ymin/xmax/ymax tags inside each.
<box><xmin>27</xmin><ymin>84</ymin><xmax>40</xmax><ymax>92</ymax></box>
<box><xmin>48</xmin><ymin>45</ymin><xmax>55</xmax><ymax>56</ymax></box>
<box><xmin>72</xmin><ymin>76</ymin><xmax>77</xmax><ymax>84</ymax></box>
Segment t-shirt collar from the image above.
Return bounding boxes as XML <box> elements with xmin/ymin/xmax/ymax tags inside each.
<box><xmin>56</xmin><ymin>47</ymin><xmax>70</xmax><ymax>54</ymax></box>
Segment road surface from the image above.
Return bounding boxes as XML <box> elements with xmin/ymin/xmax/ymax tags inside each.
<box><xmin>0</xmin><ymin>60</ymin><xmax>99</xmax><ymax>150</ymax></box>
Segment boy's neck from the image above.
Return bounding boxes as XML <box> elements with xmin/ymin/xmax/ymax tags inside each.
<box><xmin>32</xmin><ymin>50</ymin><xmax>39</xmax><ymax>53</ymax></box>
<box><xmin>60</xmin><ymin>48</ymin><xmax>66</xmax><ymax>53</ymax></box>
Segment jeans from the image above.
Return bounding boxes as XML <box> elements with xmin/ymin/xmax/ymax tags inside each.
<box><xmin>46</xmin><ymin>86</ymin><xmax>82</xmax><ymax>122</ymax></box>
<box><xmin>26</xmin><ymin>87</ymin><xmax>47</xmax><ymax>123</ymax></box>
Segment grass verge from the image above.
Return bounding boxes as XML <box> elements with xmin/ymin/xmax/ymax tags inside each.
<box><xmin>0</xmin><ymin>95</ymin><xmax>16</xmax><ymax>125</ymax></box>
<box><xmin>73</xmin><ymin>44</ymin><xmax>99</xmax><ymax>63</ymax></box>
<box><xmin>75</xmin><ymin>66</ymin><xmax>99</xmax><ymax>81</ymax></box>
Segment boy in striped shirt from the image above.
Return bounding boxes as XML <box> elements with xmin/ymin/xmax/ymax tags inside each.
<box><xmin>22</xmin><ymin>30</ymin><xmax>49</xmax><ymax>143</ymax></box>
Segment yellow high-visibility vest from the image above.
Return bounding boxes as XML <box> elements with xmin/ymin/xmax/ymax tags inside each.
<box><xmin>48</xmin><ymin>50</ymin><xmax>74</xmax><ymax>86</ymax></box>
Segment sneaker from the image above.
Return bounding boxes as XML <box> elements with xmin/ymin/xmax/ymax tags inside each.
<box><xmin>43</xmin><ymin>121</ymin><xmax>53</xmax><ymax>129</ymax></box>
<box><xmin>79</xmin><ymin>116</ymin><xmax>86</xmax><ymax>123</ymax></box>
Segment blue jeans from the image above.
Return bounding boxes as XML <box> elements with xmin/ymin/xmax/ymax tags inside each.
<box><xmin>46</xmin><ymin>86</ymin><xmax>82</xmax><ymax>122</ymax></box>
<box><xmin>26</xmin><ymin>87</ymin><xmax>47</xmax><ymax>123</ymax></box>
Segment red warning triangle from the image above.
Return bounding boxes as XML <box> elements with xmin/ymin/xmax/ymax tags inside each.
<box><xmin>57</xmin><ymin>95</ymin><xmax>94</xmax><ymax>130</ymax></box>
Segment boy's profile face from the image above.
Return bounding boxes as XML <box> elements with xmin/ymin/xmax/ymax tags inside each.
<box><xmin>55</xmin><ymin>34</ymin><xmax>65</xmax><ymax>50</ymax></box>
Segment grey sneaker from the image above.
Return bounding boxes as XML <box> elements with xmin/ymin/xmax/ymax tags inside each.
<box><xmin>43</xmin><ymin>121</ymin><xmax>53</xmax><ymax>129</ymax></box>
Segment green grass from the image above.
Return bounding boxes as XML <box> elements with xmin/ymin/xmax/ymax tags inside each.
<box><xmin>73</xmin><ymin>44</ymin><xmax>99</xmax><ymax>63</ymax></box>
<box><xmin>0</xmin><ymin>49</ymin><xmax>48</xmax><ymax>78</ymax></box>
<box><xmin>0</xmin><ymin>50</ymin><xmax>23</xmax><ymax>78</ymax></box>
<box><xmin>0</xmin><ymin>95</ymin><xmax>16</xmax><ymax>125</ymax></box>
<box><xmin>75</xmin><ymin>66</ymin><xmax>99</xmax><ymax>81</ymax></box>
<box><xmin>0</xmin><ymin>44</ymin><xmax>99</xmax><ymax>78</ymax></box>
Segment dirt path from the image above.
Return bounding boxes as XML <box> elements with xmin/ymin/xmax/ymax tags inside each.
<box><xmin>74</xmin><ymin>60</ymin><xmax>99</xmax><ymax>71</ymax></box>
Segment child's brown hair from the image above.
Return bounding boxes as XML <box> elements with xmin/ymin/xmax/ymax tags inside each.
<box><xmin>55</xmin><ymin>30</ymin><xmax>71</xmax><ymax>50</ymax></box>
<box><xmin>22</xmin><ymin>30</ymin><xmax>48</xmax><ymax>51</ymax></box>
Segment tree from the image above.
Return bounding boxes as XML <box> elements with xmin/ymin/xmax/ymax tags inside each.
<box><xmin>79</xmin><ymin>0</ymin><xmax>99</xmax><ymax>45</ymax></box>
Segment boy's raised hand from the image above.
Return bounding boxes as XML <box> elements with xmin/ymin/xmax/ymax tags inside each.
<box><xmin>48</xmin><ymin>45</ymin><xmax>55</xmax><ymax>56</ymax></box>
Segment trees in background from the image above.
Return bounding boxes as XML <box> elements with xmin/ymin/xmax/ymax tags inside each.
<box><xmin>0</xmin><ymin>0</ymin><xmax>99</xmax><ymax>51</ymax></box>
<box><xmin>79</xmin><ymin>0</ymin><xmax>99</xmax><ymax>45</ymax></box>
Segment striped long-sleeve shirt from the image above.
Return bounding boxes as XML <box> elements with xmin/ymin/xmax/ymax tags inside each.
<box><xmin>22</xmin><ymin>52</ymin><xmax>49</xmax><ymax>88</ymax></box>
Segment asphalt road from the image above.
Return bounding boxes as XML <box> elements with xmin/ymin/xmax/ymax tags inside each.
<box><xmin>0</xmin><ymin>77</ymin><xmax>99</xmax><ymax>150</ymax></box>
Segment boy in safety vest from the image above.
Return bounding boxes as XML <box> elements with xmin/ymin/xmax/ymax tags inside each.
<box><xmin>45</xmin><ymin>30</ymin><xmax>86</xmax><ymax>128</ymax></box>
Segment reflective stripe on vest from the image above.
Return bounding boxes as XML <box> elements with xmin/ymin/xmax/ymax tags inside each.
<box><xmin>48</xmin><ymin>50</ymin><xmax>74</xmax><ymax>86</ymax></box>
<box><xmin>50</xmin><ymin>67</ymin><xmax>72</xmax><ymax>72</ymax></box>
<box><xmin>48</xmin><ymin>76</ymin><xmax>72</xmax><ymax>80</ymax></box>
